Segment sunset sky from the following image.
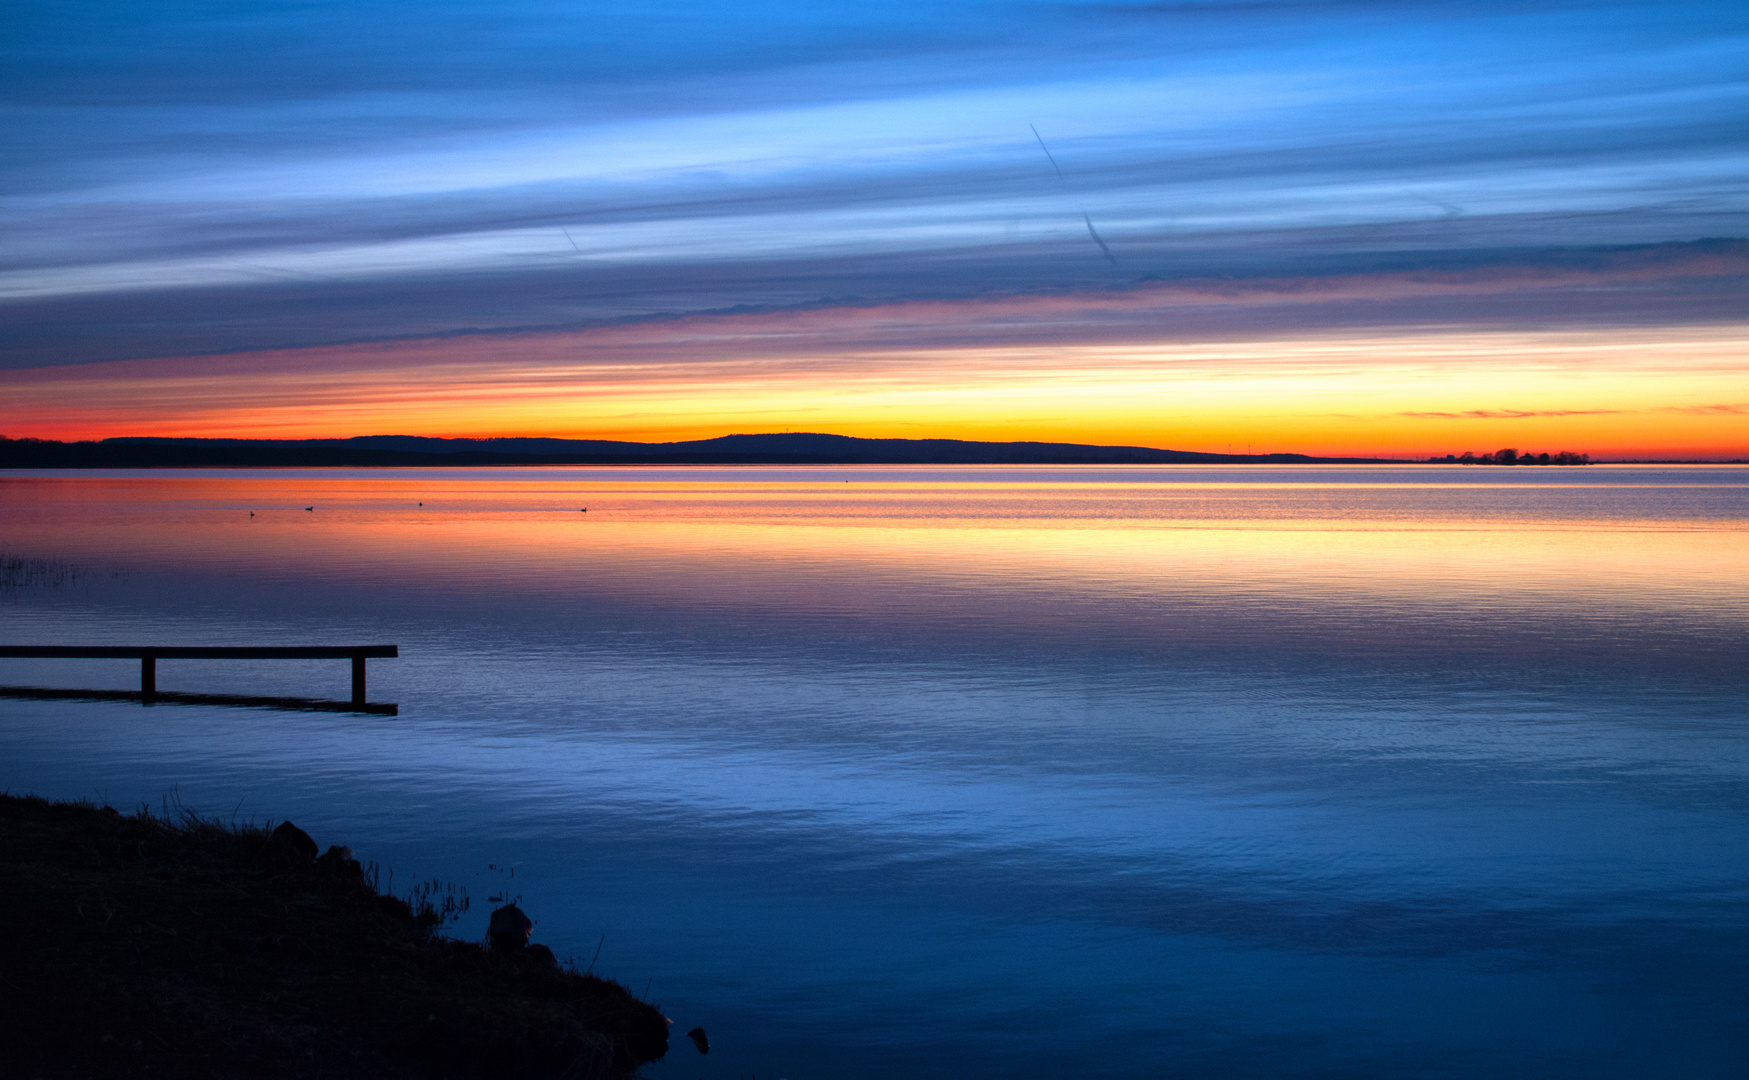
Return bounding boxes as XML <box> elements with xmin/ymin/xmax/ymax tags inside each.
<box><xmin>4</xmin><ymin>0</ymin><xmax>1745</xmax><ymax>457</ymax></box>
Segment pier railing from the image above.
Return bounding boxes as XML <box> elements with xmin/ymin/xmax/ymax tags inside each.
<box><xmin>0</xmin><ymin>645</ymin><xmax>398</xmax><ymax>713</ymax></box>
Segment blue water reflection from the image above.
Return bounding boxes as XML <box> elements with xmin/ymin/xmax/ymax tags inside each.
<box><xmin>2</xmin><ymin>466</ymin><xmax>1746</xmax><ymax>1078</ymax></box>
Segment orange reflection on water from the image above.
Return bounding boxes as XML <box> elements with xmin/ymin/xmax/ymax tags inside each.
<box><xmin>5</xmin><ymin>469</ymin><xmax>1745</xmax><ymax>636</ymax></box>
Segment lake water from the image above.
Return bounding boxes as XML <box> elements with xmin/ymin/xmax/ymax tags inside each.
<box><xmin>2</xmin><ymin>465</ymin><xmax>1746</xmax><ymax>1078</ymax></box>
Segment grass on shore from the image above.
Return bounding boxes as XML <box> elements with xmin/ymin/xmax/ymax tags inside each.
<box><xmin>0</xmin><ymin>793</ymin><xmax>670</xmax><ymax>1079</ymax></box>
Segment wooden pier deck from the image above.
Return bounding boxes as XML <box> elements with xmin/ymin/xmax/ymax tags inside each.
<box><xmin>0</xmin><ymin>645</ymin><xmax>398</xmax><ymax>713</ymax></box>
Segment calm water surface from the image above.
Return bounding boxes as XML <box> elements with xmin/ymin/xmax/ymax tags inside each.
<box><xmin>2</xmin><ymin>466</ymin><xmax>1746</xmax><ymax>1078</ymax></box>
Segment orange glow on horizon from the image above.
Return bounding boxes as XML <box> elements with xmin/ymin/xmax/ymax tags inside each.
<box><xmin>8</xmin><ymin>325</ymin><xmax>1745</xmax><ymax>459</ymax></box>
<box><xmin>5</xmin><ymin>272</ymin><xmax>1746</xmax><ymax>460</ymax></box>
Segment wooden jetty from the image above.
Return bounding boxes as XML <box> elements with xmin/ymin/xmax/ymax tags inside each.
<box><xmin>0</xmin><ymin>645</ymin><xmax>398</xmax><ymax>713</ymax></box>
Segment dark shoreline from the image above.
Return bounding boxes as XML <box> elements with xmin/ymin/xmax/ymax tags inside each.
<box><xmin>0</xmin><ymin>432</ymin><xmax>1390</xmax><ymax>468</ymax></box>
<box><xmin>0</xmin><ymin>794</ymin><xmax>670</xmax><ymax>1079</ymax></box>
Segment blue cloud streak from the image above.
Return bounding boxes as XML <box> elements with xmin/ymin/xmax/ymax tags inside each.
<box><xmin>1</xmin><ymin>0</ymin><xmax>1744</xmax><ymax>367</ymax></box>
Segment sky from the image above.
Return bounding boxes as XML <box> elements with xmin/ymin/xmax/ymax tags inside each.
<box><xmin>2</xmin><ymin>0</ymin><xmax>1746</xmax><ymax>456</ymax></box>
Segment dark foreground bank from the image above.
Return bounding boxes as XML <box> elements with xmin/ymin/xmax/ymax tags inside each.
<box><xmin>0</xmin><ymin>794</ymin><xmax>669</xmax><ymax>1079</ymax></box>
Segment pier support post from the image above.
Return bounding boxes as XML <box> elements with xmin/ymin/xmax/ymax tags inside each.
<box><xmin>141</xmin><ymin>655</ymin><xmax>156</xmax><ymax>702</ymax></box>
<box><xmin>352</xmin><ymin>656</ymin><xmax>366</xmax><ymax>705</ymax></box>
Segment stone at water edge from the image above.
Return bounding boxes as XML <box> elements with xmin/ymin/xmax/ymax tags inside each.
<box><xmin>487</xmin><ymin>903</ymin><xmax>534</xmax><ymax>952</ymax></box>
<box><xmin>271</xmin><ymin>821</ymin><xmax>318</xmax><ymax>861</ymax></box>
<box><xmin>316</xmin><ymin>844</ymin><xmax>369</xmax><ymax>890</ymax></box>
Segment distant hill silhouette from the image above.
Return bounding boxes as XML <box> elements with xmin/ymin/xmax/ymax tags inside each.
<box><xmin>0</xmin><ymin>433</ymin><xmax>1392</xmax><ymax>468</ymax></box>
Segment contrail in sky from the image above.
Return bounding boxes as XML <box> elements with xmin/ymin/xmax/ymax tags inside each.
<box><xmin>1030</xmin><ymin>125</ymin><xmax>1116</xmax><ymax>265</ymax></box>
<box><xmin>1082</xmin><ymin>213</ymin><xmax>1116</xmax><ymax>265</ymax></box>
<box><xmin>1030</xmin><ymin>124</ymin><xmax>1065</xmax><ymax>186</ymax></box>
<box><xmin>1404</xmin><ymin>191</ymin><xmax>1464</xmax><ymax>217</ymax></box>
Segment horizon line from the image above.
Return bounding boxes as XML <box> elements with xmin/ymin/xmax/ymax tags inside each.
<box><xmin>3</xmin><ymin>430</ymin><xmax>1741</xmax><ymax>465</ymax></box>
